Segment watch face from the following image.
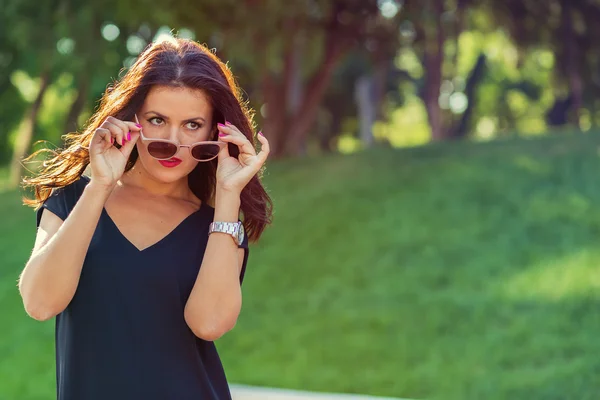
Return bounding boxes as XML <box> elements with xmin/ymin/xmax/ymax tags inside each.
<box><xmin>237</xmin><ymin>223</ymin><xmax>245</xmax><ymax>245</ymax></box>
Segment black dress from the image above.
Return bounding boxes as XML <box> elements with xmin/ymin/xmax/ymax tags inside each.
<box><xmin>35</xmin><ymin>175</ymin><xmax>249</xmax><ymax>400</ymax></box>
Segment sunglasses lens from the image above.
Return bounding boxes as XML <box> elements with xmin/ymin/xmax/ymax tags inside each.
<box><xmin>191</xmin><ymin>144</ymin><xmax>221</xmax><ymax>161</ymax></box>
<box><xmin>147</xmin><ymin>142</ymin><xmax>177</xmax><ymax>159</ymax></box>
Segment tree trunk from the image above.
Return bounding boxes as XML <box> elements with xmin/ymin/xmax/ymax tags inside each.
<box><xmin>561</xmin><ymin>0</ymin><xmax>583</xmax><ymax>128</ymax></box>
<box><xmin>64</xmin><ymin>72</ymin><xmax>90</xmax><ymax>133</ymax></box>
<box><xmin>284</xmin><ymin>39</ymin><xmax>345</xmax><ymax>156</ymax></box>
<box><xmin>261</xmin><ymin>72</ymin><xmax>287</xmax><ymax>158</ymax></box>
<box><xmin>453</xmin><ymin>0</ymin><xmax>467</xmax><ymax>76</ymax></box>
<box><xmin>319</xmin><ymin>110</ymin><xmax>341</xmax><ymax>153</ymax></box>
<box><xmin>9</xmin><ymin>68</ymin><xmax>52</xmax><ymax>188</ymax></box>
<box><xmin>260</xmin><ymin>21</ymin><xmax>300</xmax><ymax>158</ymax></box>
<box><xmin>372</xmin><ymin>59</ymin><xmax>389</xmax><ymax>121</ymax></box>
<box><xmin>355</xmin><ymin>74</ymin><xmax>376</xmax><ymax>147</ymax></box>
<box><xmin>451</xmin><ymin>53</ymin><xmax>486</xmax><ymax>138</ymax></box>
<box><xmin>287</xmin><ymin>33</ymin><xmax>303</xmax><ymax>115</ymax></box>
<box><xmin>546</xmin><ymin>95</ymin><xmax>573</xmax><ymax>127</ymax></box>
<box><xmin>423</xmin><ymin>0</ymin><xmax>445</xmax><ymax>141</ymax></box>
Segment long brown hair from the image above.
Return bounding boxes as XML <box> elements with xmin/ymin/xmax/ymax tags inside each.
<box><xmin>23</xmin><ymin>38</ymin><xmax>272</xmax><ymax>241</ymax></box>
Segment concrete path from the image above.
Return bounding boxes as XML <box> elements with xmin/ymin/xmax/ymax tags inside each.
<box><xmin>230</xmin><ymin>384</ymin><xmax>408</xmax><ymax>400</ymax></box>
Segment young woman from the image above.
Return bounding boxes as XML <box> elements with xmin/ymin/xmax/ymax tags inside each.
<box><xmin>18</xmin><ymin>37</ymin><xmax>272</xmax><ymax>399</ymax></box>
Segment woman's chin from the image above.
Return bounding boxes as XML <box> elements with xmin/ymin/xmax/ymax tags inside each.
<box><xmin>138</xmin><ymin>157</ymin><xmax>195</xmax><ymax>183</ymax></box>
<box><xmin>152</xmin><ymin>168</ymin><xmax>194</xmax><ymax>183</ymax></box>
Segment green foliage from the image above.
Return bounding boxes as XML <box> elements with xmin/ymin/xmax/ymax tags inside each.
<box><xmin>3</xmin><ymin>133</ymin><xmax>600</xmax><ymax>399</ymax></box>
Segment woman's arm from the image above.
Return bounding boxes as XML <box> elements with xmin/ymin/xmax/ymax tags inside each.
<box><xmin>184</xmin><ymin>121</ymin><xmax>269</xmax><ymax>341</ymax></box>
<box><xmin>18</xmin><ymin>182</ymin><xmax>112</xmax><ymax>321</ymax></box>
<box><xmin>184</xmin><ymin>188</ymin><xmax>246</xmax><ymax>341</ymax></box>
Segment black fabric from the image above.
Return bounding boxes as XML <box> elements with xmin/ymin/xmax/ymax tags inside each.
<box><xmin>36</xmin><ymin>175</ymin><xmax>249</xmax><ymax>400</ymax></box>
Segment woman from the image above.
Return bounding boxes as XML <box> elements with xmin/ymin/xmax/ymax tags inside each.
<box><xmin>18</xmin><ymin>37</ymin><xmax>272</xmax><ymax>399</ymax></box>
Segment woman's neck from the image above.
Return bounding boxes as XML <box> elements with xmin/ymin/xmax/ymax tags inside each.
<box><xmin>119</xmin><ymin>162</ymin><xmax>193</xmax><ymax>201</ymax></box>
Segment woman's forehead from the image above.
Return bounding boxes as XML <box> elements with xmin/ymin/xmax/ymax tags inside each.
<box><xmin>142</xmin><ymin>85</ymin><xmax>212</xmax><ymax>120</ymax></box>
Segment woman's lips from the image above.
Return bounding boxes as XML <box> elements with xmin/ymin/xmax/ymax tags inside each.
<box><xmin>158</xmin><ymin>158</ymin><xmax>182</xmax><ymax>168</ymax></box>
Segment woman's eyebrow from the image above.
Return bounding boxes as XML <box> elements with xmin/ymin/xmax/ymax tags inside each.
<box><xmin>183</xmin><ymin>116</ymin><xmax>206</xmax><ymax>124</ymax></box>
<box><xmin>143</xmin><ymin>111</ymin><xmax>169</xmax><ymax>119</ymax></box>
<box><xmin>143</xmin><ymin>111</ymin><xmax>206</xmax><ymax>123</ymax></box>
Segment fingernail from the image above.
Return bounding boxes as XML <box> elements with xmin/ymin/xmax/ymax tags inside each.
<box><xmin>259</xmin><ymin>131</ymin><xmax>264</xmax><ymax>136</ymax></box>
<box><xmin>135</xmin><ymin>124</ymin><xmax>142</xmax><ymax>128</ymax></box>
<box><xmin>111</xmin><ymin>137</ymin><xmax>114</xmax><ymax>144</ymax></box>
<box><xmin>127</xmin><ymin>132</ymin><xmax>131</xmax><ymax>141</ymax></box>
<box><xmin>218</xmin><ymin>123</ymin><xmax>226</xmax><ymax>128</ymax></box>
<box><xmin>225</xmin><ymin>121</ymin><xmax>232</xmax><ymax>125</ymax></box>
<box><xmin>218</xmin><ymin>132</ymin><xmax>228</xmax><ymax>137</ymax></box>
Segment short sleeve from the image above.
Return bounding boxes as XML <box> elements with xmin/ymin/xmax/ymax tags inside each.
<box><xmin>238</xmin><ymin>221</ymin><xmax>250</xmax><ymax>285</ymax></box>
<box><xmin>36</xmin><ymin>175</ymin><xmax>90</xmax><ymax>228</ymax></box>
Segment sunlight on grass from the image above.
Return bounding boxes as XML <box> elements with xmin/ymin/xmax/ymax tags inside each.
<box><xmin>500</xmin><ymin>249</ymin><xmax>600</xmax><ymax>301</ymax></box>
<box><xmin>512</xmin><ymin>155</ymin><xmax>549</xmax><ymax>174</ymax></box>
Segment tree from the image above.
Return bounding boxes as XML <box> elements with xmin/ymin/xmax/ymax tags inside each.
<box><xmin>5</xmin><ymin>0</ymin><xmax>63</xmax><ymax>188</ymax></box>
<box><xmin>171</xmin><ymin>0</ymin><xmax>402</xmax><ymax>157</ymax></box>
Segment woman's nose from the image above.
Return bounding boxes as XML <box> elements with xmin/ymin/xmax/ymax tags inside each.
<box><xmin>168</xmin><ymin>125</ymin><xmax>183</xmax><ymax>141</ymax></box>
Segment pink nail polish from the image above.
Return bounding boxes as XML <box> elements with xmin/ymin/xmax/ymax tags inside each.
<box><xmin>258</xmin><ymin>131</ymin><xmax>264</xmax><ymax>136</ymax></box>
<box><xmin>111</xmin><ymin>137</ymin><xmax>114</xmax><ymax>144</ymax></box>
<box><xmin>225</xmin><ymin>121</ymin><xmax>232</xmax><ymax>125</ymax></box>
<box><xmin>135</xmin><ymin>124</ymin><xmax>142</xmax><ymax>128</ymax></box>
<box><xmin>218</xmin><ymin>132</ymin><xmax>228</xmax><ymax>137</ymax></box>
<box><xmin>218</xmin><ymin>123</ymin><xmax>226</xmax><ymax>128</ymax></box>
<box><xmin>127</xmin><ymin>132</ymin><xmax>131</xmax><ymax>141</ymax></box>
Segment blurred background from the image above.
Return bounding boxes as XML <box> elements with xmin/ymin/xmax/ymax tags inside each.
<box><xmin>2</xmin><ymin>0</ymin><xmax>600</xmax><ymax>399</ymax></box>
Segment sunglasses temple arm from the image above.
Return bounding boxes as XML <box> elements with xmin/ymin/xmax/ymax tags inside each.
<box><xmin>134</xmin><ymin>114</ymin><xmax>146</xmax><ymax>140</ymax></box>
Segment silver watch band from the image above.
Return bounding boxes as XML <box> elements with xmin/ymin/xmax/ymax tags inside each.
<box><xmin>209</xmin><ymin>221</ymin><xmax>241</xmax><ymax>244</ymax></box>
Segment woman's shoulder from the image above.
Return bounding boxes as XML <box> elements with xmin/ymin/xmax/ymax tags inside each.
<box><xmin>36</xmin><ymin>174</ymin><xmax>91</xmax><ymax>226</ymax></box>
<box><xmin>51</xmin><ymin>174</ymin><xmax>90</xmax><ymax>198</ymax></box>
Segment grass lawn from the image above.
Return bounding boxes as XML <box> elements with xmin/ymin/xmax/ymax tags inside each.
<box><xmin>2</xmin><ymin>133</ymin><xmax>600</xmax><ymax>399</ymax></box>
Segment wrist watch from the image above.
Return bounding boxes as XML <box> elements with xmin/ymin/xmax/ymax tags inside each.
<box><xmin>208</xmin><ymin>221</ymin><xmax>245</xmax><ymax>246</ymax></box>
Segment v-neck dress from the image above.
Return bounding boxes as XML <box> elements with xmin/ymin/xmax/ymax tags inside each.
<box><xmin>35</xmin><ymin>175</ymin><xmax>249</xmax><ymax>400</ymax></box>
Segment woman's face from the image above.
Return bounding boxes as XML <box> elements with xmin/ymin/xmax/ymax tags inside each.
<box><xmin>135</xmin><ymin>85</ymin><xmax>215</xmax><ymax>183</ymax></box>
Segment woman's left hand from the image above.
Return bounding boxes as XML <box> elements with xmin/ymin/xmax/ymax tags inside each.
<box><xmin>215</xmin><ymin>122</ymin><xmax>269</xmax><ymax>194</ymax></box>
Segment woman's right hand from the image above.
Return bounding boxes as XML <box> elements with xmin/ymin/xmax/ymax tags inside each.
<box><xmin>88</xmin><ymin>116</ymin><xmax>141</xmax><ymax>190</ymax></box>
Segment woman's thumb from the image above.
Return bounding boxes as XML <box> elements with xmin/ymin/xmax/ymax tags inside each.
<box><xmin>217</xmin><ymin>140</ymin><xmax>230</xmax><ymax>162</ymax></box>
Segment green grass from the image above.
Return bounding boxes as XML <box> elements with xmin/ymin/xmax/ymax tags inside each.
<box><xmin>3</xmin><ymin>132</ymin><xmax>600</xmax><ymax>399</ymax></box>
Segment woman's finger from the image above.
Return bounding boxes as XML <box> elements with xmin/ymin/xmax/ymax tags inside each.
<box><xmin>219</xmin><ymin>122</ymin><xmax>250</xmax><ymax>140</ymax></box>
<box><xmin>102</xmin><ymin>117</ymin><xmax>141</xmax><ymax>144</ymax></box>
<box><xmin>255</xmin><ymin>132</ymin><xmax>270</xmax><ymax>165</ymax></box>
<box><xmin>104</xmin><ymin>118</ymin><xmax>129</xmax><ymax>145</ymax></box>
<box><xmin>224</xmin><ymin>121</ymin><xmax>243</xmax><ymax>134</ymax></box>
<box><xmin>105</xmin><ymin>117</ymin><xmax>141</xmax><ymax>136</ymax></box>
<box><xmin>124</xmin><ymin>120</ymin><xmax>143</xmax><ymax>133</ymax></box>
<box><xmin>103</xmin><ymin>122</ymin><xmax>126</xmax><ymax>146</ymax></box>
<box><xmin>120</xmin><ymin>131</ymin><xmax>140</xmax><ymax>158</ymax></box>
<box><xmin>217</xmin><ymin>140</ymin><xmax>230</xmax><ymax>162</ymax></box>
<box><xmin>218</xmin><ymin>133</ymin><xmax>256</xmax><ymax>156</ymax></box>
<box><xmin>217</xmin><ymin>124</ymin><xmax>256</xmax><ymax>155</ymax></box>
<box><xmin>94</xmin><ymin>128</ymin><xmax>113</xmax><ymax>147</ymax></box>
<box><xmin>106</xmin><ymin>116</ymin><xmax>131</xmax><ymax>137</ymax></box>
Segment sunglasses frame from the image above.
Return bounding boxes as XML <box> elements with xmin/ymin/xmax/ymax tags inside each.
<box><xmin>134</xmin><ymin>114</ymin><xmax>225</xmax><ymax>162</ymax></box>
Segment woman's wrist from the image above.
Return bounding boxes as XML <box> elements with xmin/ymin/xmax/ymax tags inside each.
<box><xmin>85</xmin><ymin>180</ymin><xmax>114</xmax><ymax>204</ymax></box>
<box><xmin>214</xmin><ymin>188</ymin><xmax>241</xmax><ymax>222</ymax></box>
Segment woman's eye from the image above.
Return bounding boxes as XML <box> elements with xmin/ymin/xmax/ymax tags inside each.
<box><xmin>149</xmin><ymin>117</ymin><xmax>163</xmax><ymax>125</ymax></box>
<box><xmin>186</xmin><ymin>122</ymin><xmax>202</xmax><ymax>130</ymax></box>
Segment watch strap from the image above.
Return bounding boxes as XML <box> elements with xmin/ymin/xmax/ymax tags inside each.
<box><xmin>209</xmin><ymin>221</ymin><xmax>241</xmax><ymax>245</ymax></box>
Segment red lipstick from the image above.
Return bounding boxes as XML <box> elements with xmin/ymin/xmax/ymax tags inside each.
<box><xmin>158</xmin><ymin>158</ymin><xmax>182</xmax><ymax>168</ymax></box>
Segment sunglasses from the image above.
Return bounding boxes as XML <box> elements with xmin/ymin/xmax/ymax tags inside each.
<box><xmin>134</xmin><ymin>114</ymin><xmax>225</xmax><ymax>162</ymax></box>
